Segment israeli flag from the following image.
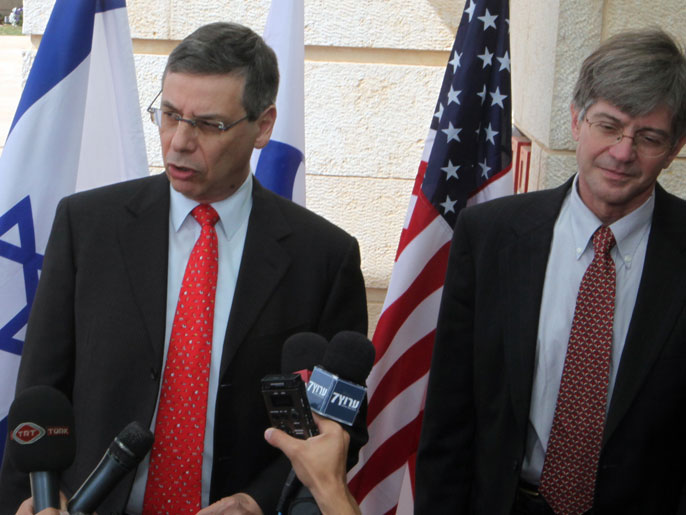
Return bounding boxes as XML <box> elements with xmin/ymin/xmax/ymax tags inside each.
<box><xmin>251</xmin><ymin>0</ymin><xmax>306</xmax><ymax>206</ymax></box>
<box><xmin>0</xmin><ymin>0</ymin><xmax>148</xmax><ymax>465</ymax></box>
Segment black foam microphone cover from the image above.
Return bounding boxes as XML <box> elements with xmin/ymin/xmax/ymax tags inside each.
<box><xmin>274</xmin><ymin>332</ymin><xmax>327</xmax><ymax>514</ymax></box>
<box><xmin>321</xmin><ymin>330</ymin><xmax>375</xmax><ymax>385</ymax></box>
<box><xmin>108</xmin><ymin>420</ymin><xmax>154</xmax><ymax>468</ymax></box>
<box><xmin>281</xmin><ymin>332</ymin><xmax>328</xmax><ymax>374</ymax></box>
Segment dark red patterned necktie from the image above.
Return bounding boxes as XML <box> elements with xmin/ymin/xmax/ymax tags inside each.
<box><xmin>539</xmin><ymin>225</ymin><xmax>616</xmax><ymax>515</ymax></box>
<box><xmin>143</xmin><ymin>204</ymin><xmax>219</xmax><ymax>514</ymax></box>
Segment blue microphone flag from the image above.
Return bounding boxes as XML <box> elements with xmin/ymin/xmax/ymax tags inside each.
<box><xmin>306</xmin><ymin>366</ymin><xmax>367</xmax><ymax>426</ymax></box>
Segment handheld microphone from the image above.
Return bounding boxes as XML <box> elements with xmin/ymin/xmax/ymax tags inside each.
<box><xmin>306</xmin><ymin>331</ymin><xmax>375</xmax><ymax>426</ymax></box>
<box><xmin>67</xmin><ymin>421</ymin><xmax>154</xmax><ymax>514</ymax></box>
<box><xmin>263</xmin><ymin>333</ymin><xmax>329</xmax><ymax>439</ymax></box>
<box><xmin>281</xmin><ymin>332</ymin><xmax>328</xmax><ymax>383</ymax></box>
<box><xmin>271</xmin><ymin>331</ymin><xmax>375</xmax><ymax>515</ymax></box>
<box><xmin>7</xmin><ymin>385</ymin><xmax>76</xmax><ymax>512</ymax></box>
<box><xmin>268</xmin><ymin>332</ymin><xmax>327</xmax><ymax>515</ymax></box>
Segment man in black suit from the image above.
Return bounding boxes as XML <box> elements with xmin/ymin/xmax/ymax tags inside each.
<box><xmin>415</xmin><ymin>29</ymin><xmax>686</xmax><ymax>514</ymax></box>
<box><xmin>0</xmin><ymin>22</ymin><xmax>367</xmax><ymax>515</ymax></box>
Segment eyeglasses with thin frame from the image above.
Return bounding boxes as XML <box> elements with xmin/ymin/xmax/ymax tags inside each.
<box><xmin>146</xmin><ymin>90</ymin><xmax>249</xmax><ymax>136</ymax></box>
<box><xmin>584</xmin><ymin>117</ymin><xmax>672</xmax><ymax>158</ymax></box>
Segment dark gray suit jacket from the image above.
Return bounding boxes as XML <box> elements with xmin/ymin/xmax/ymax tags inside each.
<box><xmin>0</xmin><ymin>173</ymin><xmax>368</xmax><ymax>514</ymax></box>
<box><xmin>415</xmin><ymin>178</ymin><xmax>686</xmax><ymax>514</ymax></box>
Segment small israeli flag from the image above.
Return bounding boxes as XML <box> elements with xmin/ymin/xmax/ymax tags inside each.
<box><xmin>251</xmin><ymin>0</ymin><xmax>306</xmax><ymax>206</ymax></box>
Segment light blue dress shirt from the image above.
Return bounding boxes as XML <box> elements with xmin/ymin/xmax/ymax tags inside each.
<box><xmin>521</xmin><ymin>175</ymin><xmax>653</xmax><ymax>484</ymax></box>
<box><xmin>126</xmin><ymin>175</ymin><xmax>253</xmax><ymax>512</ymax></box>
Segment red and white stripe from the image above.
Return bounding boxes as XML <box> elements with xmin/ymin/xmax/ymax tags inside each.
<box><xmin>348</xmin><ymin>129</ymin><xmax>512</xmax><ymax>514</ymax></box>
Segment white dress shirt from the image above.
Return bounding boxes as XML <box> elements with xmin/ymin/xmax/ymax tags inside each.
<box><xmin>126</xmin><ymin>175</ymin><xmax>253</xmax><ymax>512</ymax></box>
<box><xmin>521</xmin><ymin>175</ymin><xmax>653</xmax><ymax>484</ymax></box>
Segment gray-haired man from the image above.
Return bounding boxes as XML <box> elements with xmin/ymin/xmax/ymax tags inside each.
<box><xmin>416</xmin><ymin>28</ymin><xmax>686</xmax><ymax>514</ymax></box>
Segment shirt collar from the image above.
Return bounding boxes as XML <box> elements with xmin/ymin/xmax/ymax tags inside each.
<box><xmin>169</xmin><ymin>174</ymin><xmax>253</xmax><ymax>240</ymax></box>
<box><xmin>569</xmin><ymin>174</ymin><xmax>654</xmax><ymax>267</ymax></box>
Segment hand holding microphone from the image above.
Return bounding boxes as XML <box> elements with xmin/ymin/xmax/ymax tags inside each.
<box><xmin>264</xmin><ymin>414</ymin><xmax>360</xmax><ymax>515</ymax></box>
<box><xmin>263</xmin><ymin>330</ymin><xmax>374</xmax><ymax>515</ymax></box>
<box><xmin>262</xmin><ymin>332</ymin><xmax>328</xmax><ymax>440</ymax></box>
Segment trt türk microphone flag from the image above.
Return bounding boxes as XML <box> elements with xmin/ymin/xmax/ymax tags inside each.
<box><xmin>251</xmin><ymin>0</ymin><xmax>306</xmax><ymax>205</ymax></box>
<box><xmin>7</xmin><ymin>385</ymin><xmax>76</xmax><ymax>511</ymax></box>
<box><xmin>0</xmin><ymin>0</ymin><xmax>148</xmax><ymax>467</ymax></box>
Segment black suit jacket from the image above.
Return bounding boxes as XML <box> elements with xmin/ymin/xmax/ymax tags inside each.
<box><xmin>415</xmin><ymin>179</ymin><xmax>686</xmax><ymax>514</ymax></box>
<box><xmin>0</xmin><ymin>173</ymin><xmax>368</xmax><ymax>514</ymax></box>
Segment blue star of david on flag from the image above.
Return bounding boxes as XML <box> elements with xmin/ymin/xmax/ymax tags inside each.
<box><xmin>0</xmin><ymin>197</ymin><xmax>43</xmax><ymax>357</ymax></box>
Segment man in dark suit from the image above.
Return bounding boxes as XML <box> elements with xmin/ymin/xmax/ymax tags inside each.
<box><xmin>415</xmin><ymin>29</ymin><xmax>686</xmax><ymax>514</ymax></box>
<box><xmin>0</xmin><ymin>22</ymin><xmax>367</xmax><ymax>515</ymax></box>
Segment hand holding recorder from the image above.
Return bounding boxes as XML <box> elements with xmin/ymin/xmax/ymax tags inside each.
<box><xmin>265</xmin><ymin>414</ymin><xmax>360</xmax><ymax>515</ymax></box>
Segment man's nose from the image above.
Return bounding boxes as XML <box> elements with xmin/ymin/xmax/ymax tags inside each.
<box><xmin>170</xmin><ymin>120</ymin><xmax>198</xmax><ymax>152</ymax></box>
<box><xmin>608</xmin><ymin>133</ymin><xmax>637</xmax><ymax>162</ymax></box>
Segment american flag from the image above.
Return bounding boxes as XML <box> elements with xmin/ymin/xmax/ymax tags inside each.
<box><xmin>347</xmin><ymin>0</ymin><xmax>513</xmax><ymax>512</ymax></box>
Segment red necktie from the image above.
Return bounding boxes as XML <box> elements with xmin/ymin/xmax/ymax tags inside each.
<box><xmin>539</xmin><ymin>225</ymin><xmax>616</xmax><ymax>515</ymax></box>
<box><xmin>143</xmin><ymin>204</ymin><xmax>219</xmax><ymax>514</ymax></box>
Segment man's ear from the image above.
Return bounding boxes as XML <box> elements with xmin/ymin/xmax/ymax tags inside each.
<box><xmin>662</xmin><ymin>135</ymin><xmax>686</xmax><ymax>169</ymax></box>
<box><xmin>570</xmin><ymin>103</ymin><xmax>582</xmax><ymax>142</ymax></box>
<box><xmin>254</xmin><ymin>105</ymin><xmax>276</xmax><ymax>149</ymax></box>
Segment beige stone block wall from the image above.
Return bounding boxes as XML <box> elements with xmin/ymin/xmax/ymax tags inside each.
<box><xmin>658</xmin><ymin>160</ymin><xmax>686</xmax><ymax>194</ymax></box>
<box><xmin>304</xmin><ymin>0</ymin><xmax>459</xmax><ymax>49</ymax></box>
<box><xmin>603</xmin><ymin>0</ymin><xmax>686</xmax><ymax>38</ymax></box>
<box><xmin>304</xmin><ymin>62</ymin><xmax>443</xmax><ymax>181</ymax></box>
<box><xmin>512</xmin><ymin>0</ymin><xmax>686</xmax><ymax>192</ymax></box>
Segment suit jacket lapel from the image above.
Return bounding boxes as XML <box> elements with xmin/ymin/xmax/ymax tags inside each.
<box><xmin>118</xmin><ymin>174</ymin><xmax>170</xmax><ymax>362</ymax></box>
<box><xmin>501</xmin><ymin>179</ymin><xmax>572</xmax><ymax>428</ymax></box>
<box><xmin>604</xmin><ymin>185</ymin><xmax>686</xmax><ymax>444</ymax></box>
<box><xmin>220</xmin><ymin>179</ymin><xmax>292</xmax><ymax>376</ymax></box>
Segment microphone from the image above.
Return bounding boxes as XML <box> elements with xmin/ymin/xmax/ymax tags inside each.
<box><xmin>67</xmin><ymin>421</ymin><xmax>154</xmax><ymax>514</ymax></box>
<box><xmin>275</xmin><ymin>331</ymin><xmax>375</xmax><ymax>515</ymax></box>
<box><xmin>281</xmin><ymin>332</ymin><xmax>328</xmax><ymax>383</ymax></box>
<box><xmin>7</xmin><ymin>385</ymin><xmax>76</xmax><ymax>512</ymax></box>
<box><xmin>306</xmin><ymin>331</ymin><xmax>375</xmax><ymax>426</ymax></box>
<box><xmin>270</xmin><ymin>332</ymin><xmax>327</xmax><ymax>514</ymax></box>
